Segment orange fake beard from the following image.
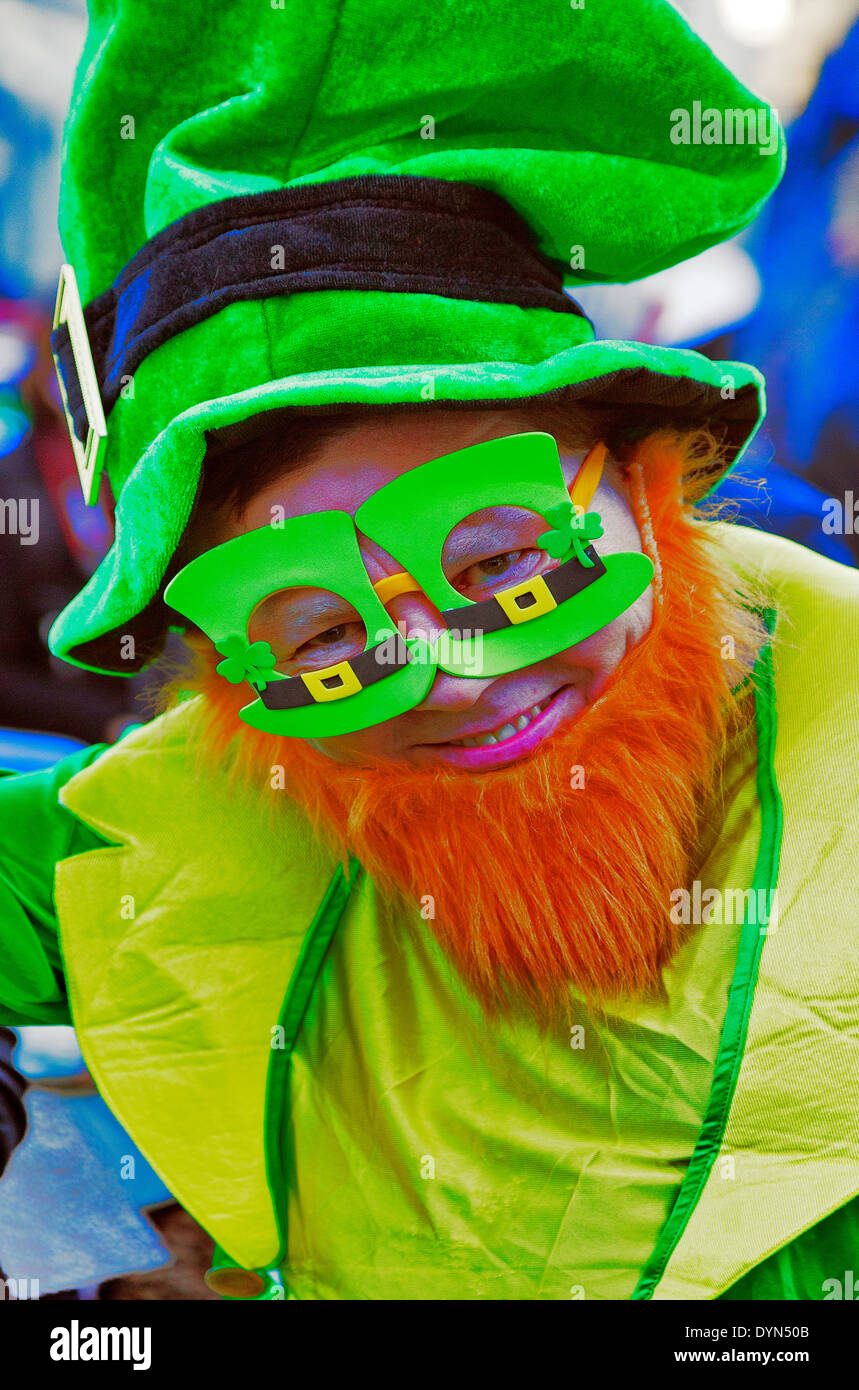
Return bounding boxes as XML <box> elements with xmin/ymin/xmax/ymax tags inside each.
<box><xmin>181</xmin><ymin>435</ymin><xmax>763</xmax><ymax>1022</ymax></box>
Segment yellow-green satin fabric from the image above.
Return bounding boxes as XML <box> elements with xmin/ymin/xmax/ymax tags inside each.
<box><xmin>53</xmin><ymin>712</ymin><xmax>340</xmax><ymax>1272</ymax></box>
<box><xmin>43</xmin><ymin>525</ymin><xmax>859</xmax><ymax>1297</ymax></box>
<box><xmin>649</xmin><ymin>527</ymin><xmax>859</xmax><ymax>1300</ymax></box>
<box><xmin>282</xmin><ymin>711</ymin><xmax>761</xmax><ymax>1300</ymax></box>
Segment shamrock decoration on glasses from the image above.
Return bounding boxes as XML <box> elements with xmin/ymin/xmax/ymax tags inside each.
<box><xmin>215</xmin><ymin>633</ymin><xmax>278</xmax><ymax>689</ymax></box>
<box><xmin>538</xmin><ymin>503</ymin><xmax>604</xmax><ymax>568</ymax></box>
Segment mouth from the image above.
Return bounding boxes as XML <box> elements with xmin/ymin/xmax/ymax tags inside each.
<box><xmin>412</xmin><ymin>684</ymin><xmax>583</xmax><ymax>770</ymax></box>
<box><xmin>447</xmin><ymin>693</ymin><xmax>557</xmax><ymax>747</ymax></box>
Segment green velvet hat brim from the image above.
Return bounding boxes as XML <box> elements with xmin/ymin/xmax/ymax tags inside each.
<box><xmin>47</xmin><ymin>287</ymin><xmax>764</xmax><ymax>677</ymax></box>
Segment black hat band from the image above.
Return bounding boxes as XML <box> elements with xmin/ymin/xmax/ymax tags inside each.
<box><xmin>51</xmin><ymin>174</ymin><xmax>589</xmax><ymax>447</ymax></box>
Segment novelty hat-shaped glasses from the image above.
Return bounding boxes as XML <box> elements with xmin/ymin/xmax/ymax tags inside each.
<box><xmin>164</xmin><ymin>432</ymin><xmax>654</xmax><ymax>736</ymax></box>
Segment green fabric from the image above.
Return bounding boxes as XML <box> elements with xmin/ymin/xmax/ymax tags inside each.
<box><xmin>0</xmin><ymin>744</ymin><xmax>111</xmax><ymax>1026</ymax></box>
<box><xmin>632</xmin><ymin>628</ymin><xmax>780</xmax><ymax>1299</ymax></box>
<box><xmin>645</xmin><ymin>529</ymin><xmax>859</xmax><ymax>1299</ymax></box>
<box><xmin>263</xmin><ymin>855</ymin><xmax>362</xmax><ymax>1294</ymax></box>
<box><xmin>718</xmin><ymin>1195</ymin><xmax>859</xmax><ymax>1300</ymax></box>
<box><xmin>61</xmin><ymin>0</ymin><xmax>783</xmax><ymax>298</ymax></box>
<box><xmin>278</xmin><ymin>705</ymin><xmax>762</xmax><ymax>1299</ymax></box>
<box><xmin>48</xmin><ymin>0</ymin><xmax>785</xmax><ymax>675</ymax></box>
<box><xmin>53</xmin><ymin>708</ymin><xmax>344</xmax><ymax>1271</ymax></box>
<box><xmin>43</xmin><ymin>681</ymin><xmax>763</xmax><ymax>1292</ymax></box>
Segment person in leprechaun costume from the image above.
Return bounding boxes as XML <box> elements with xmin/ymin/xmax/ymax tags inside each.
<box><xmin>0</xmin><ymin>0</ymin><xmax>857</xmax><ymax>1303</ymax></box>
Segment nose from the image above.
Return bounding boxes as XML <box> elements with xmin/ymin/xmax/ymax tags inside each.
<box><xmin>384</xmin><ymin>591</ymin><xmax>447</xmax><ymax>646</ymax></box>
<box><xmin>361</xmin><ymin>531</ymin><xmax>497</xmax><ymax>711</ymax></box>
<box><xmin>383</xmin><ymin>591</ymin><xmax>497</xmax><ymax>712</ymax></box>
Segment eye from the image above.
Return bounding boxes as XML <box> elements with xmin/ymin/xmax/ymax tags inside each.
<box><xmin>453</xmin><ymin>548</ymin><xmax>543</xmax><ymax>594</ymax></box>
<box><xmin>303</xmin><ymin>623</ymin><xmax>348</xmax><ymax>648</ymax></box>
<box><xmin>294</xmin><ymin>622</ymin><xmax>365</xmax><ymax>659</ymax></box>
<box><xmin>247</xmin><ymin>588</ymin><xmax>367</xmax><ymax>674</ymax></box>
<box><xmin>442</xmin><ymin>505</ymin><xmax>560</xmax><ymax>601</ymax></box>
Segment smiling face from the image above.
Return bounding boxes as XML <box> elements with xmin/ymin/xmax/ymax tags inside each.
<box><xmin>181</xmin><ymin>422</ymin><xmax>765</xmax><ymax>1015</ymax></box>
<box><xmin>193</xmin><ymin>408</ymin><xmax>654</xmax><ymax>769</ymax></box>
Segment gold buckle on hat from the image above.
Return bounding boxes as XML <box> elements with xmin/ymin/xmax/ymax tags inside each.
<box><xmin>300</xmin><ymin>659</ymin><xmax>363</xmax><ymax>703</ymax></box>
<box><xmin>495</xmin><ymin>573</ymin><xmax>558</xmax><ymax>625</ymax></box>
<box><xmin>51</xmin><ymin>263</ymin><xmax>107</xmax><ymax>507</ymax></box>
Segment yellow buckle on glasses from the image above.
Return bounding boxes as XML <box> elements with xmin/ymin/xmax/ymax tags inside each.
<box><xmin>495</xmin><ymin>573</ymin><xmax>557</xmax><ymax>625</ymax></box>
<box><xmin>51</xmin><ymin>264</ymin><xmax>108</xmax><ymax>507</ymax></box>
<box><xmin>300</xmin><ymin>659</ymin><xmax>363</xmax><ymax>703</ymax></box>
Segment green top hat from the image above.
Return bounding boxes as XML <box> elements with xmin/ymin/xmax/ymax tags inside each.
<box><xmin>49</xmin><ymin>0</ymin><xmax>785</xmax><ymax>677</ymax></box>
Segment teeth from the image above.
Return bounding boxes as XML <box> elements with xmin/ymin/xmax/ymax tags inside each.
<box><xmin>449</xmin><ymin>694</ymin><xmax>556</xmax><ymax>748</ymax></box>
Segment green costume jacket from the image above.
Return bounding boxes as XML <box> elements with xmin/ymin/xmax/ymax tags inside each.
<box><xmin>1</xmin><ymin>524</ymin><xmax>857</xmax><ymax>1301</ymax></box>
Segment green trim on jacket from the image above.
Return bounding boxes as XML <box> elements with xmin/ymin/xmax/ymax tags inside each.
<box><xmin>633</xmin><ymin>631</ymin><xmax>781</xmax><ymax>1298</ymax></box>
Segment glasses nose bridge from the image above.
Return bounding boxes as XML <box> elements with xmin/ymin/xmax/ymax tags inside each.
<box><xmin>357</xmin><ymin>528</ymin><xmax>443</xmax><ymax>633</ymax></box>
<box><xmin>375</xmin><ymin>575</ymin><xmax>447</xmax><ymax>643</ymax></box>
